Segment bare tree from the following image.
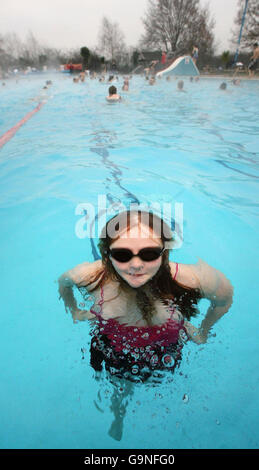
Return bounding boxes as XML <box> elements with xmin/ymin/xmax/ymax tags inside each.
<box><xmin>1</xmin><ymin>32</ymin><xmax>24</xmax><ymax>59</ymax></box>
<box><xmin>97</xmin><ymin>16</ymin><xmax>127</xmax><ymax>63</ymax></box>
<box><xmin>231</xmin><ymin>0</ymin><xmax>259</xmax><ymax>51</ymax></box>
<box><xmin>0</xmin><ymin>30</ymin><xmax>67</xmax><ymax>71</ymax></box>
<box><xmin>23</xmin><ymin>30</ymin><xmax>43</xmax><ymax>65</ymax></box>
<box><xmin>140</xmin><ymin>0</ymin><xmax>215</xmax><ymax>55</ymax></box>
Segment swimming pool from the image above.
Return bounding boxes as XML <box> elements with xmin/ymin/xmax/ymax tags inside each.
<box><xmin>0</xmin><ymin>73</ymin><xmax>259</xmax><ymax>450</ymax></box>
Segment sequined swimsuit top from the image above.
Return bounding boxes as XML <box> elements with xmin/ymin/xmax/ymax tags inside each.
<box><xmin>89</xmin><ymin>263</ymin><xmax>189</xmax><ymax>353</ymax></box>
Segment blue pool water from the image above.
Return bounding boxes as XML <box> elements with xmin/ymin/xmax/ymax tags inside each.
<box><xmin>0</xmin><ymin>73</ymin><xmax>259</xmax><ymax>449</ymax></box>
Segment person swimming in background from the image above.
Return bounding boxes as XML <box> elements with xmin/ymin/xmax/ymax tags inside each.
<box><xmin>31</xmin><ymin>85</ymin><xmax>49</xmax><ymax>103</ymax></box>
<box><xmin>219</xmin><ymin>82</ymin><xmax>227</xmax><ymax>91</ymax></box>
<box><xmin>79</xmin><ymin>71</ymin><xmax>85</xmax><ymax>82</ymax></box>
<box><xmin>177</xmin><ymin>80</ymin><xmax>185</xmax><ymax>92</ymax></box>
<box><xmin>106</xmin><ymin>85</ymin><xmax>121</xmax><ymax>102</ymax></box>
<box><xmin>149</xmin><ymin>60</ymin><xmax>158</xmax><ymax>75</ymax></box>
<box><xmin>149</xmin><ymin>76</ymin><xmax>156</xmax><ymax>85</ymax></box>
<box><xmin>122</xmin><ymin>78</ymin><xmax>129</xmax><ymax>91</ymax></box>
<box><xmin>58</xmin><ymin>210</ymin><xmax>233</xmax><ymax>380</ymax></box>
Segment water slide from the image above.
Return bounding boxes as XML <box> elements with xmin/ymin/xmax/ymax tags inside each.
<box><xmin>156</xmin><ymin>55</ymin><xmax>200</xmax><ymax>78</ymax></box>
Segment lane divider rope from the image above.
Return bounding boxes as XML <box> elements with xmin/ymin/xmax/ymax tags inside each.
<box><xmin>0</xmin><ymin>102</ymin><xmax>45</xmax><ymax>149</ymax></box>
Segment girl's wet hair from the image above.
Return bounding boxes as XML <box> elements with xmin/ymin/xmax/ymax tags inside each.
<box><xmin>99</xmin><ymin>210</ymin><xmax>173</xmax><ymax>245</ymax></box>
<box><xmin>109</xmin><ymin>85</ymin><xmax>117</xmax><ymax>95</ymax></box>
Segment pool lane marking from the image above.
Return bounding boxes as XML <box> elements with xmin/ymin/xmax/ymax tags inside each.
<box><xmin>0</xmin><ymin>102</ymin><xmax>45</xmax><ymax>149</ymax></box>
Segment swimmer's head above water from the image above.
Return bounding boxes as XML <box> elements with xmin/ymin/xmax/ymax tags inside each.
<box><xmin>97</xmin><ymin>209</ymin><xmax>200</xmax><ymax>322</ymax></box>
<box><xmin>219</xmin><ymin>82</ymin><xmax>227</xmax><ymax>90</ymax></box>
<box><xmin>98</xmin><ymin>210</ymin><xmax>173</xmax><ymax>289</ymax></box>
<box><xmin>108</xmin><ymin>85</ymin><xmax>117</xmax><ymax>95</ymax></box>
<box><xmin>106</xmin><ymin>85</ymin><xmax>121</xmax><ymax>101</ymax></box>
<box><xmin>177</xmin><ymin>80</ymin><xmax>184</xmax><ymax>90</ymax></box>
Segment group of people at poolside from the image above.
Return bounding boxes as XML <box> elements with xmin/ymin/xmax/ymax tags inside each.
<box><xmin>102</xmin><ymin>74</ymin><xmax>241</xmax><ymax>101</ymax></box>
<box><xmin>67</xmin><ymin>42</ymin><xmax>259</xmax><ymax>103</ymax></box>
<box><xmin>68</xmin><ymin>41</ymin><xmax>257</xmax><ymax>103</ymax></box>
<box><xmin>70</xmin><ymin>68</ymin><xmax>244</xmax><ymax>103</ymax></box>
<box><xmin>28</xmin><ymin>68</ymin><xmax>242</xmax><ymax>108</ymax></box>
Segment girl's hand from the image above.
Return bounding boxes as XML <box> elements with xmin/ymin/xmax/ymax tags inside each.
<box><xmin>71</xmin><ymin>308</ymin><xmax>95</xmax><ymax>323</ymax></box>
<box><xmin>192</xmin><ymin>329</ymin><xmax>208</xmax><ymax>344</ymax></box>
<box><xmin>184</xmin><ymin>322</ymin><xmax>208</xmax><ymax>344</ymax></box>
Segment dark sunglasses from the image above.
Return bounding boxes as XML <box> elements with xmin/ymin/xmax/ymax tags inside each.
<box><xmin>108</xmin><ymin>247</ymin><xmax>165</xmax><ymax>263</ymax></box>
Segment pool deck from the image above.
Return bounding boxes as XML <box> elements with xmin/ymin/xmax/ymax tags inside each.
<box><xmin>200</xmin><ymin>74</ymin><xmax>259</xmax><ymax>80</ymax></box>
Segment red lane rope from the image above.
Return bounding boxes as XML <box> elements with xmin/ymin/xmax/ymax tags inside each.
<box><xmin>0</xmin><ymin>102</ymin><xmax>45</xmax><ymax>149</ymax></box>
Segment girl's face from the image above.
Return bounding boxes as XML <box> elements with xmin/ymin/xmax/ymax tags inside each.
<box><xmin>109</xmin><ymin>224</ymin><xmax>163</xmax><ymax>288</ymax></box>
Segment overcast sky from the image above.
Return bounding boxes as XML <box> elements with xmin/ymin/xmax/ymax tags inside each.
<box><xmin>1</xmin><ymin>0</ymin><xmax>240</xmax><ymax>53</ymax></box>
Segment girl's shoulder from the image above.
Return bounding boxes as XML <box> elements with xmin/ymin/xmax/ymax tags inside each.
<box><xmin>169</xmin><ymin>261</ymin><xmax>201</xmax><ymax>290</ymax></box>
<box><xmin>169</xmin><ymin>259</ymin><xmax>233</xmax><ymax>300</ymax></box>
<box><xmin>65</xmin><ymin>259</ymin><xmax>104</xmax><ymax>287</ymax></box>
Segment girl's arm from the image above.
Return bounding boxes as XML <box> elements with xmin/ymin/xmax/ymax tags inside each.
<box><xmin>170</xmin><ymin>260</ymin><xmax>233</xmax><ymax>343</ymax></box>
<box><xmin>58</xmin><ymin>260</ymin><xmax>102</xmax><ymax>322</ymax></box>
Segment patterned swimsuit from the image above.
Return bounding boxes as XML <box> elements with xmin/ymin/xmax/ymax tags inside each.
<box><xmin>88</xmin><ymin>265</ymin><xmax>189</xmax><ymax>382</ymax></box>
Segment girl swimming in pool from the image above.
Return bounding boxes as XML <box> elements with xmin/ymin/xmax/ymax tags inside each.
<box><xmin>58</xmin><ymin>210</ymin><xmax>233</xmax><ymax>382</ymax></box>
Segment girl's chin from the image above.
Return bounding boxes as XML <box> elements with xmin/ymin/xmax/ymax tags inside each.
<box><xmin>123</xmin><ymin>273</ymin><xmax>149</xmax><ymax>287</ymax></box>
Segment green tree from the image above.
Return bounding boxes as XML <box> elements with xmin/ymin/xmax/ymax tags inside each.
<box><xmin>39</xmin><ymin>54</ymin><xmax>47</xmax><ymax>67</ymax></box>
<box><xmin>221</xmin><ymin>50</ymin><xmax>230</xmax><ymax>68</ymax></box>
<box><xmin>88</xmin><ymin>51</ymin><xmax>105</xmax><ymax>71</ymax></box>
<box><xmin>80</xmin><ymin>46</ymin><xmax>90</xmax><ymax>69</ymax></box>
<box><xmin>132</xmin><ymin>50</ymin><xmax>140</xmax><ymax>66</ymax></box>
